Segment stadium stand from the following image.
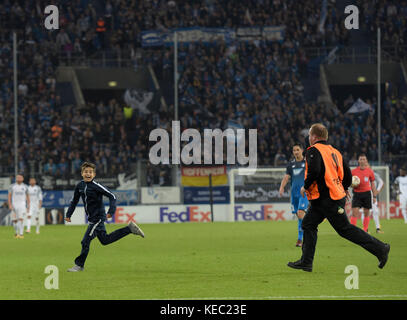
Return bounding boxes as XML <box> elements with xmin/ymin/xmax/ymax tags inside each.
<box><xmin>0</xmin><ymin>0</ymin><xmax>406</xmax><ymax>193</ymax></box>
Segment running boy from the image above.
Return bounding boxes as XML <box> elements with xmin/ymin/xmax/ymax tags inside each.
<box><xmin>65</xmin><ymin>162</ymin><xmax>144</xmax><ymax>272</ymax></box>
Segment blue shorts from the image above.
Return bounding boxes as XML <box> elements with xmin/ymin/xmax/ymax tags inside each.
<box><xmin>291</xmin><ymin>195</ymin><xmax>309</xmax><ymax>214</ymax></box>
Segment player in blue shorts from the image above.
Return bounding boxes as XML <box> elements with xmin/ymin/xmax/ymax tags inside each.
<box><xmin>279</xmin><ymin>143</ymin><xmax>309</xmax><ymax>247</ymax></box>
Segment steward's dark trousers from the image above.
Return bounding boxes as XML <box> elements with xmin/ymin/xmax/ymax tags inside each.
<box><xmin>75</xmin><ymin>220</ymin><xmax>131</xmax><ymax>267</ymax></box>
<box><xmin>301</xmin><ymin>197</ymin><xmax>387</xmax><ymax>265</ymax></box>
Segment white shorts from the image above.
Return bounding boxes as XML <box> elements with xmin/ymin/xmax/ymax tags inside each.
<box><xmin>28</xmin><ymin>207</ymin><xmax>40</xmax><ymax>218</ymax></box>
<box><xmin>11</xmin><ymin>206</ymin><xmax>27</xmax><ymax>220</ymax></box>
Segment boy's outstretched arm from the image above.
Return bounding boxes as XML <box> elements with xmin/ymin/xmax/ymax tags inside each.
<box><xmin>65</xmin><ymin>184</ymin><xmax>81</xmax><ymax>222</ymax></box>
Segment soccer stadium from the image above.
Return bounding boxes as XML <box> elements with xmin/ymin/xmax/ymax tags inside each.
<box><xmin>1</xmin><ymin>0</ymin><xmax>407</xmax><ymax>304</ymax></box>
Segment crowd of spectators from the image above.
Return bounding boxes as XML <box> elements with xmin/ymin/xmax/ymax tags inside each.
<box><xmin>0</xmin><ymin>0</ymin><xmax>406</xmax><ymax>189</ymax></box>
<box><xmin>362</xmin><ymin>0</ymin><xmax>407</xmax><ymax>56</ymax></box>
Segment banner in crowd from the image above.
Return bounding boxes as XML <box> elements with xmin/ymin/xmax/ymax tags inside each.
<box><xmin>181</xmin><ymin>166</ymin><xmax>228</xmax><ymax>187</ymax></box>
<box><xmin>183</xmin><ymin>186</ymin><xmax>230</xmax><ymax>204</ymax></box>
<box><xmin>141</xmin><ymin>27</ymin><xmax>233</xmax><ymax>46</ymax></box>
<box><xmin>141</xmin><ymin>26</ymin><xmax>285</xmax><ymax>47</ymax></box>
<box><xmin>141</xmin><ymin>187</ymin><xmax>181</xmax><ymax>204</ymax></box>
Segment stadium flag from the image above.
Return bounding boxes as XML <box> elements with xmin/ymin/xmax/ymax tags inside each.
<box><xmin>124</xmin><ymin>88</ymin><xmax>154</xmax><ymax>115</ymax></box>
<box><xmin>181</xmin><ymin>166</ymin><xmax>228</xmax><ymax>186</ymax></box>
<box><xmin>318</xmin><ymin>0</ymin><xmax>328</xmax><ymax>33</ymax></box>
<box><xmin>346</xmin><ymin>98</ymin><xmax>372</xmax><ymax>114</ymax></box>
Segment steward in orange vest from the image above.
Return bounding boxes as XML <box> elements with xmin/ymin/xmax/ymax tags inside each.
<box><xmin>304</xmin><ymin>141</ymin><xmax>349</xmax><ymax>201</ymax></box>
<box><xmin>287</xmin><ymin>123</ymin><xmax>390</xmax><ymax>272</ymax></box>
<box><xmin>96</xmin><ymin>18</ymin><xmax>106</xmax><ymax>33</ymax></box>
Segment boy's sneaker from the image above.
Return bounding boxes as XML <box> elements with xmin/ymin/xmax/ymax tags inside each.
<box><xmin>128</xmin><ymin>221</ymin><xmax>145</xmax><ymax>238</ymax></box>
<box><xmin>67</xmin><ymin>265</ymin><xmax>84</xmax><ymax>272</ymax></box>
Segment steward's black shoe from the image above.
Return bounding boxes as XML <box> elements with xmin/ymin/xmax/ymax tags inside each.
<box><xmin>378</xmin><ymin>243</ymin><xmax>390</xmax><ymax>269</ymax></box>
<box><xmin>287</xmin><ymin>260</ymin><xmax>312</xmax><ymax>272</ymax></box>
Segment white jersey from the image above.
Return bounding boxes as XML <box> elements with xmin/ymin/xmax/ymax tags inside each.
<box><xmin>9</xmin><ymin>183</ymin><xmax>29</xmax><ymax>208</ymax></box>
<box><xmin>28</xmin><ymin>185</ymin><xmax>43</xmax><ymax>209</ymax></box>
<box><xmin>374</xmin><ymin>172</ymin><xmax>384</xmax><ymax>192</ymax></box>
<box><xmin>395</xmin><ymin>175</ymin><xmax>407</xmax><ymax>197</ymax></box>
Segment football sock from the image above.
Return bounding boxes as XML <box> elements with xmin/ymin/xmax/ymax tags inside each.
<box><xmin>372</xmin><ymin>208</ymin><xmax>380</xmax><ymax>229</ymax></box>
<box><xmin>13</xmin><ymin>221</ymin><xmax>18</xmax><ymax>235</ymax></box>
<box><xmin>363</xmin><ymin>216</ymin><xmax>370</xmax><ymax>232</ymax></box>
<box><xmin>350</xmin><ymin>216</ymin><xmax>357</xmax><ymax>225</ymax></box>
<box><xmin>17</xmin><ymin>220</ymin><xmax>23</xmax><ymax>235</ymax></box>
<box><xmin>26</xmin><ymin>218</ymin><xmax>31</xmax><ymax>231</ymax></box>
<box><xmin>36</xmin><ymin>218</ymin><xmax>40</xmax><ymax>232</ymax></box>
<box><xmin>298</xmin><ymin>218</ymin><xmax>303</xmax><ymax>241</ymax></box>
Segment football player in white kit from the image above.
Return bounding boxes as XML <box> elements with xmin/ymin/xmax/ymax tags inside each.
<box><xmin>27</xmin><ymin>177</ymin><xmax>43</xmax><ymax>234</ymax></box>
<box><xmin>361</xmin><ymin>164</ymin><xmax>385</xmax><ymax>233</ymax></box>
<box><xmin>8</xmin><ymin>174</ymin><xmax>30</xmax><ymax>238</ymax></box>
<box><xmin>395</xmin><ymin>166</ymin><xmax>407</xmax><ymax>223</ymax></box>
<box><xmin>372</xmin><ymin>171</ymin><xmax>385</xmax><ymax>233</ymax></box>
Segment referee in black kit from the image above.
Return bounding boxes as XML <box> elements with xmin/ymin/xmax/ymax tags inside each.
<box><xmin>287</xmin><ymin>123</ymin><xmax>390</xmax><ymax>272</ymax></box>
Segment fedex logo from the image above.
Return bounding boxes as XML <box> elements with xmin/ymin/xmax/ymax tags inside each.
<box><xmin>114</xmin><ymin>207</ymin><xmax>136</xmax><ymax>224</ymax></box>
<box><xmin>234</xmin><ymin>205</ymin><xmax>285</xmax><ymax>221</ymax></box>
<box><xmin>160</xmin><ymin>206</ymin><xmax>211</xmax><ymax>223</ymax></box>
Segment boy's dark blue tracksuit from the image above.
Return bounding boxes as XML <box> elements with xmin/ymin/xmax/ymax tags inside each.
<box><xmin>66</xmin><ymin>179</ymin><xmax>131</xmax><ymax>267</ymax></box>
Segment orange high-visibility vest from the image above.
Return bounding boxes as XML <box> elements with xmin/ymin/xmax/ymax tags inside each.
<box><xmin>96</xmin><ymin>19</ymin><xmax>106</xmax><ymax>32</ymax></box>
<box><xmin>305</xmin><ymin>143</ymin><xmax>346</xmax><ymax>200</ymax></box>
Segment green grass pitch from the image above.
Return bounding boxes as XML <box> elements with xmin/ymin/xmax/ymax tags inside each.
<box><xmin>1</xmin><ymin>219</ymin><xmax>406</xmax><ymax>300</ymax></box>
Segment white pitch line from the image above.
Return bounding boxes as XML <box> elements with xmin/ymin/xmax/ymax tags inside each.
<box><xmin>164</xmin><ymin>294</ymin><xmax>407</xmax><ymax>300</ymax></box>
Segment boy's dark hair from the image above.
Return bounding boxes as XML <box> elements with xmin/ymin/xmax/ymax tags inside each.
<box><xmin>81</xmin><ymin>162</ymin><xmax>96</xmax><ymax>173</ymax></box>
<box><xmin>293</xmin><ymin>143</ymin><xmax>303</xmax><ymax>149</ymax></box>
<box><xmin>358</xmin><ymin>153</ymin><xmax>367</xmax><ymax>159</ymax></box>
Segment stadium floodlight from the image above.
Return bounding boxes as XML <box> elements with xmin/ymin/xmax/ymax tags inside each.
<box><xmin>13</xmin><ymin>31</ymin><xmax>18</xmax><ymax>177</ymax></box>
<box><xmin>174</xmin><ymin>31</ymin><xmax>178</xmax><ymax>122</ymax></box>
<box><xmin>108</xmin><ymin>81</ymin><xmax>117</xmax><ymax>87</ymax></box>
<box><xmin>357</xmin><ymin>76</ymin><xmax>366</xmax><ymax>83</ymax></box>
<box><xmin>377</xmin><ymin>27</ymin><xmax>382</xmax><ymax>165</ymax></box>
